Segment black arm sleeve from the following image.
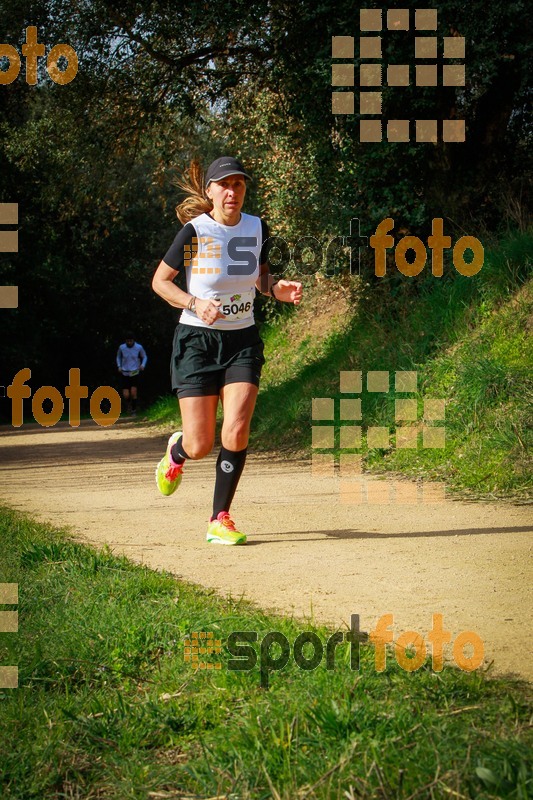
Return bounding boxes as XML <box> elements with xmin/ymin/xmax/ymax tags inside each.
<box><xmin>260</xmin><ymin>219</ymin><xmax>270</xmax><ymax>266</ymax></box>
<box><xmin>161</xmin><ymin>223</ymin><xmax>196</xmax><ymax>271</ymax></box>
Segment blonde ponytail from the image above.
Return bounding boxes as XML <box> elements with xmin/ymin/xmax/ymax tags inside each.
<box><xmin>174</xmin><ymin>160</ymin><xmax>213</xmax><ymax>225</ymax></box>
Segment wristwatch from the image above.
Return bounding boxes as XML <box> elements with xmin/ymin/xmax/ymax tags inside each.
<box><xmin>188</xmin><ymin>297</ymin><xmax>196</xmax><ymax>313</ymax></box>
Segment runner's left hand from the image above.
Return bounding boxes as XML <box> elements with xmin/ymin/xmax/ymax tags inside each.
<box><xmin>274</xmin><ymin>280</ymin><xmax>303</xmax><ymax>305</ymax></box>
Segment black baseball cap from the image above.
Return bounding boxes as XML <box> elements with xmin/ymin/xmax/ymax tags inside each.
<box><xmin>205</xmin><ymin>156</ymin><xmax>251</xmax><ymax>186</ymax></box>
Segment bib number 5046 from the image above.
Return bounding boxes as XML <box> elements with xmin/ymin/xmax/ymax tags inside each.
<box><xmin>222</xmin><ymin>301</ymin><xmax>252</xmax><ymax>316</ymax></box>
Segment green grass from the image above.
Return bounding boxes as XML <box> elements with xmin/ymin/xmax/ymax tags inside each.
<box><xmin>371</xmin><ymin>280</ymin><xmax>532</xmax><ymax>498</ymax></box>
<box><xmin>1</xmin><ymin>507</ymin><xmax>532</xmax><ymax>799</ymax></box>
<box><xmin>143</xmin><ymin>393</ymin><xmax>182</xmax><ymax>425</ymax></box>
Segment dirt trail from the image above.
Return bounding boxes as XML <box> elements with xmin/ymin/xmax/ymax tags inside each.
<box><xmin>1</xmin><ymin>421</ymin><xmax>531</xmax><ymax>682</ymax></box>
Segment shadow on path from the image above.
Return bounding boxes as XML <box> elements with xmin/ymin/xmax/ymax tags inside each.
<box><xmin>248</xmin><ymin>525</ymin><xmax>533</xmax><ymax>543</ymax></box>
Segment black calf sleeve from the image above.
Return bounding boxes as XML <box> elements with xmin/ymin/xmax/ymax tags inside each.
<box><xmin>212</xmin><ymin>446</ymin><xmax>248</xmax><ymax>519</ymax></box>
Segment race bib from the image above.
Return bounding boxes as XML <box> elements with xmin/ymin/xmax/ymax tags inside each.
<box><xmin>214</xmin><ymin>291</ymin><xmax>255</xmax><ymax>320</ymax></box>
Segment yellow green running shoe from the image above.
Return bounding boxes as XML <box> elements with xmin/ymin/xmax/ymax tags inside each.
<box><xmin>155</xmin><ymin>431</ymin><xmax>184</xmax><ymax>496</ymax></box>
<box><xmin>206</xmin><ymin>512</ymin><xmax>247</xmax><ymax>545</ymax></box>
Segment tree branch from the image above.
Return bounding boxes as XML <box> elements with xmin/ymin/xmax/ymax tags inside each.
<box><xmin>109</xmin><ymin>12</ymin><xmax>266</xmax><ymax>71</ymax></box>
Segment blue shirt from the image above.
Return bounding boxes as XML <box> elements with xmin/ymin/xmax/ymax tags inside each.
<box><xmin>117</xmin><ymin>342</ymin><xmax>147</xmax><ymax>374</ymax></box>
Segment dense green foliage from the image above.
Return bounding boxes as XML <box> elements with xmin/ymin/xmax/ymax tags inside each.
<box><xmin>1</xmin><ymin>0</ymin><xmax>531</xmax><ymax>411</ymax></box>
<box><xmin>1</xmin><ymin>507</ymin><xmax>531</xmax><ymax>798</ymax></box>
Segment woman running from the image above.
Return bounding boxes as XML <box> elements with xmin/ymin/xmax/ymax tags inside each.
<box><xmin>152</xmin><ymin>156</ymin><xmax>302</xmax><ymax>544</ymax></box>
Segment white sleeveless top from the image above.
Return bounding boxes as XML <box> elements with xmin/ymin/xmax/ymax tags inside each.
<box><xmin>180</xmin><ymin>212</ymin><xmax>263</xmax><ymax>331</ymax></box>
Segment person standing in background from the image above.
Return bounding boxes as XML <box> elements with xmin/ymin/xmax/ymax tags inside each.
<box><xmin>116</xmin><ymin>334</ymin><xmax>147</xmax><ymax>416</ymax></box>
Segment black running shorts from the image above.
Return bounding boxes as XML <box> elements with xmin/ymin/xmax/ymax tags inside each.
<box><xmin>119</xmin><ymin>372</ymin><xmax>140</xmax><ymax>390</ymax></box>
<box><xmin>171</xmin><ymin>323</ymin><xmax>265</xmax><ymax>398</ymax></box>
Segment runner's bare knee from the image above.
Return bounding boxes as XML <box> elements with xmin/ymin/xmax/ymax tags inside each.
<box><xmin>182</xmin><ymin>437</ymin><xmax>214</xmax><ymax>459</ymax></box>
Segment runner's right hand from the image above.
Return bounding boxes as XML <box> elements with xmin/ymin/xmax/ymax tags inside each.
<box><xmin>195</xmin><ymin>298</ymin><xmax>226</xmax><ymax>326</ymax></box>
